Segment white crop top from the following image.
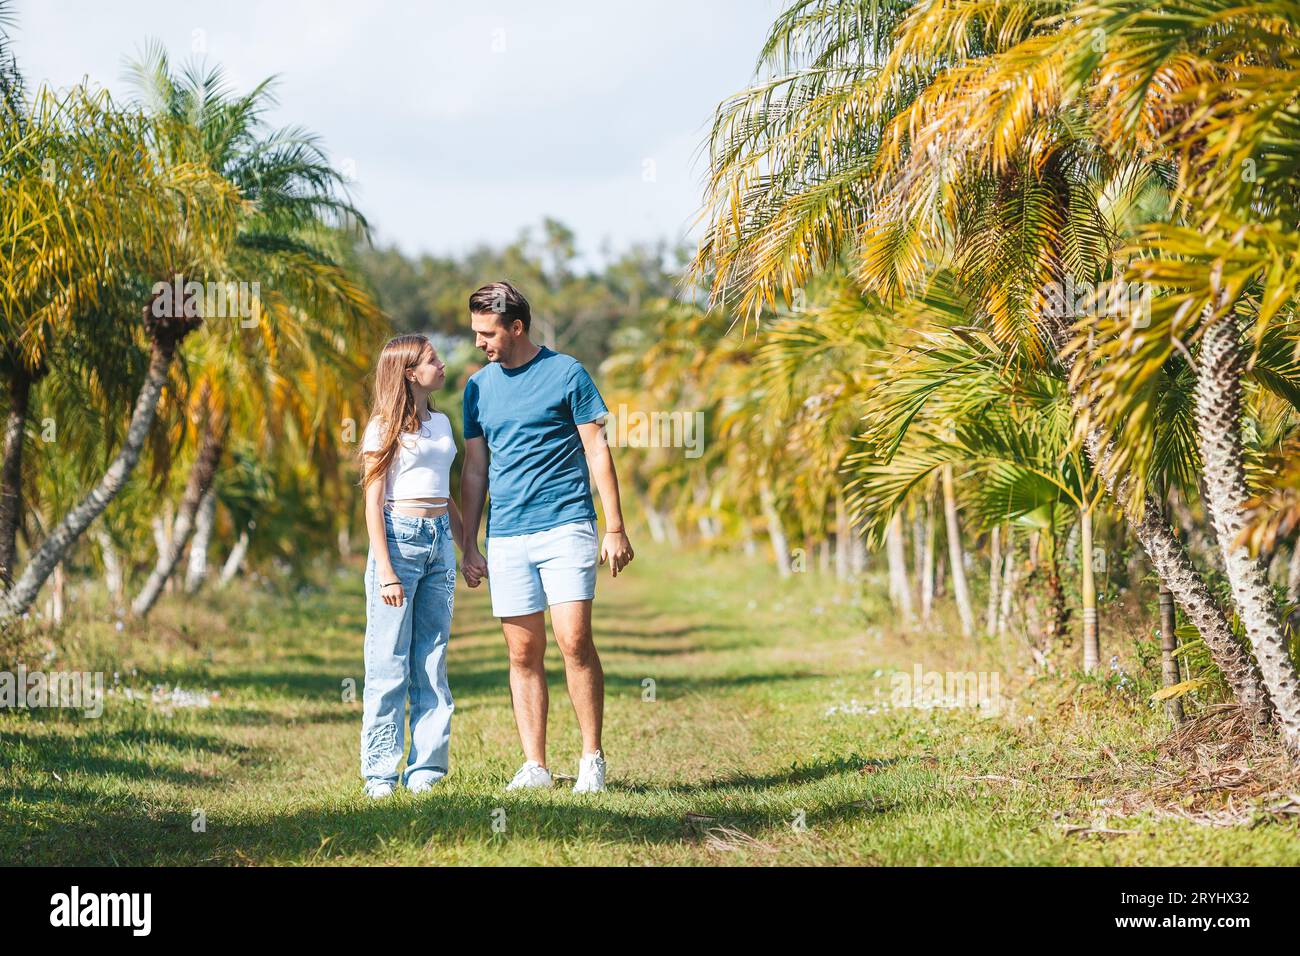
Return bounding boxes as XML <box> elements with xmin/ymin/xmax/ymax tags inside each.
<box><xmin>362</xmin><ymin>412</ymin><xmax>456</xmax><ymax>501</ymax></box>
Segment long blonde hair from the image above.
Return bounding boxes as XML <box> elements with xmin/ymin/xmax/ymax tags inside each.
<box><xmin>361</xmin><ymin>334</ymin><xmax>434</xmax><ymax>489</ymax></box>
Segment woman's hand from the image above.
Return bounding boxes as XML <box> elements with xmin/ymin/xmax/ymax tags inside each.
<box><xmin>379</xmin><ymin>580</ymin><xmax>406</xmax><ymax>607</ymax></box>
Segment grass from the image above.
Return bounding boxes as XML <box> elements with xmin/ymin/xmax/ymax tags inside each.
<box><xmin>2</xmin><ymin>542</ymin><xmax>1299</xmax><ymax>865</ymax></box>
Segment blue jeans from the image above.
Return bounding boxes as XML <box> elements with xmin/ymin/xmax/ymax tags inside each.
<box><xmin>360</xmin><ymin>510</ymin><xmax>456</xmax><ymax>789</ymax></box>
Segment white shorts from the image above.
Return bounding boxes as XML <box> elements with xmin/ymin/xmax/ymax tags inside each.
<box><xmin>485</xmin><ymin>520</ymin><xmax>599</xmax><ymax>618</ymax></box>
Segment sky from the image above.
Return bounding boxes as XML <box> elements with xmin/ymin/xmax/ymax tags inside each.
<box><xmin>11</xmin><ymin>1</ymin><xmax>780</xmax><ymax>267</ymax></box>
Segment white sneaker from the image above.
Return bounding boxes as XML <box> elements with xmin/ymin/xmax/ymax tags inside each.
<box><xmin>407</xmin><ymin>774</ymin><xmax>444</xmax><ymax>795</ymax></box>
<box><xmin>573</xmin><ymin>751</ymin><xmax>606</xmax><ymax>793</ymax></box>
<box><xmin>365</xmin><ymin>781</ymin><xmax>394</xmax><ymax>800</ymax></box>
<box><xmin>505</xmin><ymin>760</ymin><xmax>553</xmax><ymax>791</ymax></box>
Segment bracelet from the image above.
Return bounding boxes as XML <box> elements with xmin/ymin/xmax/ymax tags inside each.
<box><xmin>380</xmin><ymin>580</ymin><xmax>400</xmax><ymax>588</ymax></box>
<box><xmin>605</xmin><ymin>528</ymin><xmax>624</xmax><ymax>534</ymax></box>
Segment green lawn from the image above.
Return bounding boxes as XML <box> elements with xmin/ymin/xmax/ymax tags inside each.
<box><xmin>3</xmin><ymin>543</ymin><xmax>1298</xmax><ymax>865</ymax></box>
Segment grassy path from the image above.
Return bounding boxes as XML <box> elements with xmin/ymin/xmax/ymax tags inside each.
<box><xmin>3</xmin><ymin>544</ymin><xmax>1299</xmax><ymax>865</ymax></box>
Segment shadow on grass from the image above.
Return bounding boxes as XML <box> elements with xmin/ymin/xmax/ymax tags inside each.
<box><xmin>205</xmin><ymin>645</ymin><xmax>830</xmax><ymax>704</ymax></box>
<box><xmin>203</xmin><ymin>705</ymin><xmax>360</xmax><ymax>727</ymax></box>
<box><xmin>7</xmin><ymin>784</ymin><xmax>894</xmax><ymax>865</ymax></box>
<box><xmin>444</xmin><ymin>663</ymin><xmax>828</xmax><ymax>699</ymax></box>
<box><xmin>615</xmin><ymin>754</ymin><xmax>915</xmax><ymax>795</ymax></box>
<box><xmin>207</xmin><ymin>669</ymin><xmax>358</xmax><ymax>699</ymax></box>
<box><xmin>596</xmin><ymin>622</ymin><xmax>746</xmax><ymax>640</ymax></box>
<box><xmin>1</xmin><ymin>725</ymin><xmax>256</xmax><ymax>791</ymax></box>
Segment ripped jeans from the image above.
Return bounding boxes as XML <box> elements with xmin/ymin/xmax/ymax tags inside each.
<box><xmin>360</xmin><ymin>510</ymin><xmax>456</xmax><ymax>790</ymax></box>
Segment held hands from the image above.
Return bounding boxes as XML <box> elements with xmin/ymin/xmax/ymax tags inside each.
<box><xmin>462</xmin><ymin>547</ymin><xmax>489</xmax><ymax>588</ymax></box>
<box><xmin>600</xmin><ymin>530</ymin><xmax>634</xmax><ymax>577</ymax></box>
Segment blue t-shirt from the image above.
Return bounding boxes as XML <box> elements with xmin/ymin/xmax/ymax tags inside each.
<box><xmin>463</xmin><ymin>346</ymin><xmax>609</xmax><ymax>537</ymax></box>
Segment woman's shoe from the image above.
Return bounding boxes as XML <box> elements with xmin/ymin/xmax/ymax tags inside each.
<box><xmin>365</xmin><ymin>780</ymin><xmax>395</xmax><ymax>799</ymax></box>
<box><xmin>407</xmin><ymin>771</ymin><xmax>446</xmax><ymax>795</ymax></box>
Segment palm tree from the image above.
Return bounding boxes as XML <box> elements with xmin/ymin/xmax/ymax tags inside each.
<box><xmin>846</xmin><ymin>311</ymin><xmax>1096</xmax><ymax>666</ymax></box>
<box><xmin>0</xmin><ymin>86</ymin><xmax>245</xmax><ymax>625</ymax></box>
<box><xmin>121</xmin><ymin>46</ymin><xmax>383</xmax><ymax>617</ymax></box>
<box><xmin>1062</xmin><ymin>0</ymin><xmax>1300</xmax><ymax>751</ymax></box>
<box><xmin>749</xmin><ymin>275</ymin><xmax>891</xmax><ymax>566</ymax></box>
<box><xmin>690</xmin><ymin>0</ymin><xmax>1276</xmax><ymax>726</ymax></box>
<box><xmin>601</xmin><ymin>298</ymin><xmax>741</xmax><ymax>551</ymax></box>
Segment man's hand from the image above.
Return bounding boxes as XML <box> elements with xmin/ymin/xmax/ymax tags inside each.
<box><xmin>462</xmin><ymin>546</ymin><xmax>489</xmax><ymax>588</ymax></box>
<box><xmin>600</xmin><ymin>531</ymin><xmax>634</xmax><ymax>577</ymax></box>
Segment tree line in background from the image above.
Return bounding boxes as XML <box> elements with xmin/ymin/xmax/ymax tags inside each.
<box><xmin>357</xmin><ymin>219</ymin><xmax>686</xmax><ymax>372</ymax></box>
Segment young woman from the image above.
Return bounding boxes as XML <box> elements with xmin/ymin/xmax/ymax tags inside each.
<box><xmin>358</xmin><ymin>334</ymin><xmax>463</xmax><ymax>798</ymax></box>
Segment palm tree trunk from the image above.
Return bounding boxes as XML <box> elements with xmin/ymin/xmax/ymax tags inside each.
<box><xmin>886</xmin><ymin>511</ymin><xmax>915</xmax><ymax>623</ymax></box>
<box><xmin>662</xmin><ymin>506</ymin><xmax>682</xmax><ymax>548</ymax></box>
<box><xmin>1045</xmin><ymin>516</ymin><xmax>1069</xmax><ymax>655</ymax></box>
<box><xmin>1040</xmin><ymin>287</ymin><xmax>1272</xmax><ymax>727</ymax></box>
<box><xmin>643</xmin><ymin>500</ymin><xmax>667</xmax><ymax>544</ymax></box>
<box><xmin>921</xmin><ymin>497</ymin><xmax>936</xmax><ymax>623</ymax></box>
<box><xmin>0</xmin><ymin>364</ymin><xmax>32</xmax><ymax>588</ymax></box>
<box><xmin>336</xmin><ymin>521</ymin><xmax>350</xmax><ymax>562</ymax></box>
<box><xmin>93</xmin><ymin>525</ymin><xmax>125</xmax><ymax>609</ymax></box>
<box><xmin>46</xmin><ymin>562</ymin><xmax>65</xmax><ymax>625</ymax></box>
<box><xmin>132</xmin><ymin>415</ymin><xmax>226</xmax><ymax>617</ymax></box>
<box><xmin>218</xmin><ymin>528</ymin><xmax>251</xmax><ymax>588</ymax></box>
<box><xmin>1081</xmin><ymin>508</ymin><xmax>1100</xmax><ymax>674</ymax></box>
<box><xmin>185</xmin><ymin>486</ymin><xmax>217</xmax><ymax>594</ymax></box>
<box><xmin>1025</xmin><ymin>531</ymin><xmax>1044</xmax><ymax>655</ymax></box>
<box><xmin>1287</xmin><ymin>544</ymin><xmax>1300</xmax><ymax>604</ymax></box>
<box><xmin>986</xmin><ymin>524</ymin><xmax>1001</xmax><ymax>635</ymax></box>
<box><xmin>1197</xmin><ymin>313</ymin><xmax>1300</xmax><ymax>755</ymax></box>
<box><xmin>1159</xmin><ymin>585</ymin><xmax>1184</xmax><ymax>726</ymax></box>
<box><xmin>835</xmin><ymin>494</ymin><xmax>850</xmax><ymax>581</ymax></box>
<box><xmin>850</xmin><ymin>523</ymin><xmax>867</xmax><ymax>575</ymax></box>
<box><xmin>997</xmin><ymin>531</ymin><xmax>1016</xmax><ymax>639</ymax></box>
<box><xmin>694</xmin><ymin>479</ymin><xmax>717</xmax><ymax>541</ymax></box>
<box><xmin>152</xmin><ymin>505</ymin><xmax>173</xmax><ymax>563</ymax></box>
<box><xmin>0</xmin><ymin>335</ymin><xmax>178</xmax><ymax>625</ymax></box>
<box><xmin>911</xmin><ymin>509</ymin><xmax>925</xmax><ymax>614</ymax></box>
<box><xmin>941</xmin><ymin>464</ymin><xmax>975</xmax><ymax>636</ymax></box>
<box><xmin>759</xmin><ymin>481</ymin><xmax>791</xmax><ymax>577</ymax></box>
<box><xmin>1122</xmin><ymin>481</ymin><xmax>1271</xmax><ymax>725</ymax></box>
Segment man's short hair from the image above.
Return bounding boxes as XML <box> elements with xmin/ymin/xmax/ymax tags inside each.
<box><xmin>469</xmin><ymin>281</ymin><xmax>531</xmax><ymax>333</ymax></box>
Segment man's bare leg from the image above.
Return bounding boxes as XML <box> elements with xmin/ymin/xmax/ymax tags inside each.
<box><xmin>501</xmin><ymin>612</ymin><xmax>549</xmax><ymax>767</ymax></box>
<box><xmin>550</xmin><ymin>599</ymin><xmax>603</xmax><ymax>755</ymax></box>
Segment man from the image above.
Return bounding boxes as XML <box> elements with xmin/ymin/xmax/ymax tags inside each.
<box><xmin>459</xmin><ymin>281</ymin><xmax>634</xmax><ymax>794</ymax></box>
